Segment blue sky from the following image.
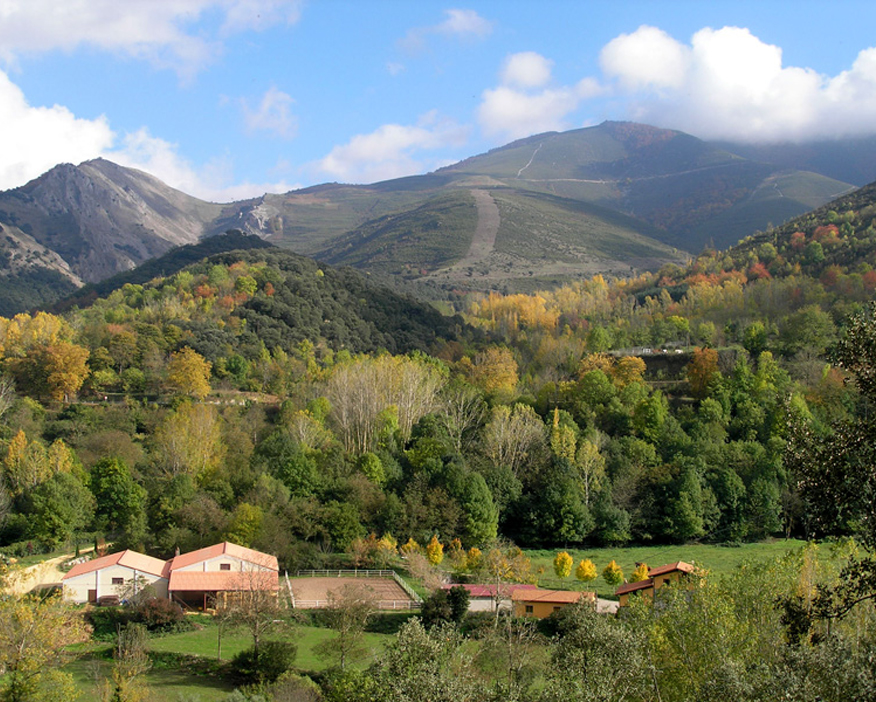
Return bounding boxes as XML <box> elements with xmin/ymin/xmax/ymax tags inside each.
<box><xmin>2</xmin><ymin>1</ymin><xmax>876</xmax><ymax>201</ymax></box>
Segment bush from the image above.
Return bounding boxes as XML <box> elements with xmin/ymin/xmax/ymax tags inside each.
<box><xmin>232</xmin><ymin>640</ymin><xmax>297</xmax><ymax>685</ymax></box>
<box><xmin>135</xmin><ymin>597</ymin><xmax>186</xmax><ymax>631</ymax></box>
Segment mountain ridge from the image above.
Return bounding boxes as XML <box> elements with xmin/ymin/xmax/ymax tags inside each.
<box><xmin>1</xmin><ymin>121</ymin><xmax>873</xmax><ymax>314</ymax></box>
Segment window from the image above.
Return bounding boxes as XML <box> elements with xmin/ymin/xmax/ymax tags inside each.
<box><xmin>525</xmin><ymin>605</ymin><xmax>533</xmax><ymax>613</ymax></box>
<box><xmin>111</xmin><ymin>577</ymin><xmax>124</xmax><ymax>585</ymax></box>
<box><xmin>219</xmin><ymin>563</ymin><xmax>231</xmax><ymax>571</ymax></box>
<box><xmin>554</xmin><ymin>606</ymin><xmax>561</xmax><ymax>611</ymax></box>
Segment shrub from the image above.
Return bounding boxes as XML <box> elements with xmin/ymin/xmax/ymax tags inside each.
<box><xmin>232</xmin><ymin>640</ymin><xmax>297</xmax><ymax>684</ymax></box>
<box><xmin>134</xmin><ymin>597</ymin><xmax>186</xmax><ymax>631</ymax></box>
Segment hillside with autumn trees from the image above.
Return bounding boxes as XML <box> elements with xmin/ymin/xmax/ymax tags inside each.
<box><xmin>0</xmin><ymin>176</ymin><xmax>876</xmax><ymax>567</ymax></box>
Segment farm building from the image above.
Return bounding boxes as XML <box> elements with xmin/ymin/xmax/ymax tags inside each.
<box><xmin>62</xmin><ymin>549</ymin><xmax>169</xmax><ymax>604</ymax></box>
<box><xmin>440</xmin><ymin>582</ymin><xmax>540</xmax><ymax>612</ymax></box>
<box><xmin>615</xmin><ymin>561</ymin><xmax>698</xmax><ymax>606</ymax></box>
<box><xmin>511</xmin><ymin>587</ymin><xmax>595</xmax><ymax>618</ymax></box>
<box><xmin>166</xmin><ymin>542</ymin><xmax>279</xmax><ymax>611</ymax></box>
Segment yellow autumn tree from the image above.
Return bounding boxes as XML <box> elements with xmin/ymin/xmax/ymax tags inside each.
<box><xmin>576</xmin><ymin>559</ymin><xmax>597</xmax><ymax>582</ymax></box>
<box><xmin>426</xmin><ymin>535</ymin><xmax>444</xmax><ymax>566</ymax></box>
<box><xmin>166</xmin><ymin>347</ymin><xmax>212</xmax><ymax>399</ymax></box>
<box><xmin>553</xmin><ymin>551</ymin><xmax>573</xmax><ymax>579</ymax></box>
<box><xmin>630</xmin><ymin>562</ymin><xmax>650</xmax><ymax>583</ymax></box>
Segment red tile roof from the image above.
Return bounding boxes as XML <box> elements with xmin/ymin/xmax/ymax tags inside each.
<box><xmin>166</xmin><ymin>542</ymin><xmax>278</xmax><ymax>572</ymax></box>
<box><xmin>615</xmin><ymin>579</ymin><xmax>654</xmax><ymax>596</ymax></box>
<box><xmin>63</xmin><ymin>550</ymin><xmax>168</xmax><ymax>580</ymax></box>
<box><xmin>510</xmin><ymin>588</ymin><xmax>591</xmax><ymax>604</ymax></box>
<box><xmin>648</xmin><ymin>561</ymin><xmax>696</xmax><ymax>577</ymax></box>
<box><xmin>168</xmin><ymin>570</ymin><xmax>279</xmax><ymax>592</ymax></box>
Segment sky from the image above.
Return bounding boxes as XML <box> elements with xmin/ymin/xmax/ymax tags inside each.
<box><xmin>3</xmin><ymin>0</ymin><xmax>876</xmax><ymax>202</ymax></box>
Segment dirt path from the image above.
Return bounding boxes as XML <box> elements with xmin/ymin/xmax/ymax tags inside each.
<box><xmin>4</xmin><ymin>553</ymin><xmax>72</xmax><ymax>595</ymax></box>
<box><xmin>431</xmin><ymin>189</ymin><xmax>500</xmax><ymax>277</ymax></box>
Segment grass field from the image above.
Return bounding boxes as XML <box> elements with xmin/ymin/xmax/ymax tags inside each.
<box><xmin>526</xmin><ymin>539</ymin><xmax>820</xmax><ymax>598</ymax></box>
<box><xmin>65</xmin><ymin>619</ymin><xmax>395</xmax><ymax>701</ymax></box>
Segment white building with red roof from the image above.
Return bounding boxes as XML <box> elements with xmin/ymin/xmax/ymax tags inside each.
<box><xmin>166</xmin><ymin>541</ymin><xmax>279</xmax><ymax>611</ymax></box>
<box><xmin>62</xmin><ymin>549</ymin><xmax>169</xmax><ymax>604</ymax></box>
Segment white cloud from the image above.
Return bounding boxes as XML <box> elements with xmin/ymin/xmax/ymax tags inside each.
<box><xmin>502</xmin><ymin>52</ymin><xmax>553</xmax><ymax>89</ymax></box>
<box><xmin>399</xmin><ymin>8</ymin><xmax>492</xmax><ymax>53</ymax></box>
<box><xmin>0</xmin><ymin>69</ymin><xmax>114</xmax><ymax>190</ymax></box>
<box><xmin>478</xmin><ymin>86</ymin><xmax>581</xmax><ymax>140</ymax></box>
<box><xmin>315</xmin><ymin>112</ymin><xmax>470</xmax><ymax>184</ymax></box>
<box><xmin>0</xmin><ymin>69</ymin><xmax>290</xmax><ymax>201</ymax></box>
<box><xmin>598</xmin><ymin>24</ymin><xmax>876</xmax><ymax>143</ymax></box>
<box><xmin>241</xmin><ymin>86</ymin><xmax>297</xmax><ymax>138</ymax></box>
<box><xmin>478</xmin><ymin>51</ymin><xmax>603</xmax><ymax>141</ymax></box>
<box><xmin>435</xmin><ymin>9</ymin><xmax>493</xmax><ymax>38</ymax></box>
<box><xmin>600</xmin><ymin>25</ymin><xmax>689</xmax><ymax>91</ymax></box>
<box><xmin>0</xmin><ymin>0</ymin><xmax>302</xmax><ymax>78</ymax></box>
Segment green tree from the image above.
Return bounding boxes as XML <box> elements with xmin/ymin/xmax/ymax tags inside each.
<box><xmin>90</xmin><ymin>457</ymin><xmax>147</xmax><ymax>546</ymax></box>
<box><xmin>602</xmin><ymin>560</ymin><xmax>623</xmax><ymax>587</ymax></box>
<box><xmin>28</xmin><ymin>472</ymin><xmax>94</xmax><ymax>549</ymax></box>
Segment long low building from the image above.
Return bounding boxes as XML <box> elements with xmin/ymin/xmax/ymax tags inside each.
<box><xmin>511</xmin><ymin>587</ymin><xmax>596</xmax><ymax>618</ymax></box>
<box><xmin>62</xmin><ymin>542</ymin><xmax>278</xmax><ymax>609</ymax></box>
<box><xmin>62</xmin><ymin>549</ymin><xmax>169</xmax><ymax>604</ymax></box>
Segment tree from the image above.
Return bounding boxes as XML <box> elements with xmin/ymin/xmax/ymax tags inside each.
<box><xmin>28</xmin><ymin>472</ymin><xmax>95</xmax><ymax>549</ymax></box>
<box><xmin>630</xmin><ymin>562</ymin><xmax>650</xmax><ymax>583</ymax></box>
<box><xmin>166</xmin><ymin>347</ymin><xmax>211</xmax><ymax>399</ymax></box>
<box><xmin>314</xmin><ymin>583</ymin><xmax>376</xmax><ymax>671</ymax></box>
<box><xmin>102</xmin><ymin>622</ymin><xmax>150</xmax><ymax>702</ymax></box>
<box><xmin>602</xmin><ymin>560</ymin><xmax>623</xmax><ymax>587</ymax></box>
<box><xmin>787</xmin><ymin>302</ymin><xmax>876</xmax><ymax>618</ymax></box>
<box><xmin>0</xmin><ymin>594</ymin><xmax>86</xmax><ymax>702</ymax></box>
<box><xmin>90</xmin><ymin>457</ymin><xmax>147</xmax><ymax>545</ymax></box>
<box><xmin>426</xmin><ymin>534</ymin><xmax>444</xmax><ymax>566</ymax></box>
<box><xmin>576</xmin><ymin>559</ymin><xmax>597</xmax><ymax>582</ymax></box>
<box><xmin>461</xmin><ymin>346</ymin><xmax>518</xmax><ymax>398</ymax></box>
<box><xmin>687</xmin><ymin>347</ymin><xmax>720</xmax><ymax>398</ymax></box>
<box><xmin>151</xmin><ymin>401</ymin><xmax>225</xmax><ymax>481</ymax></box>
<box><xmin>553</xmin><ymin>551</ymin><xmax>573</xmax><ymax>579</ymax></box>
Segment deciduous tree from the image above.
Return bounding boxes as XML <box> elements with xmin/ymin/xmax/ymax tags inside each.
<box><xmin>166</xmin><ymin>346</ymin><xmax>212</xmax><ymax>399</ymax></box>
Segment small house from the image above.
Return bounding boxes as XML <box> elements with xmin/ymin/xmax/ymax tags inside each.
<box><xmin>62</xmin><ymin>549</ymin><xmax>169</xmax><ymax>604</ymax></box>
<box><xmin>616</xmin><ymin>561</ymin><xmax>698</xmax><ymax>606</ymax></box>
<box><xmin>511</xmin><ymin>588</ymin><xmax>595</xmax><ymax>618</ymax></box>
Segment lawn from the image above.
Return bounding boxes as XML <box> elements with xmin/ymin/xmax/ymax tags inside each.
<box><xmin>64</xmin><ymin>617</ymin><xmax>396</xmax><ymax>700</ymax></box>
<box><xmin>525</xmin><ymin>539</ymin><xmax>822</xmax><ymax>598</ymax></box>
<box><xmin>147</xmin><ymin>619</ymin><xmax>394</xmax><ymax>671</ymax></box>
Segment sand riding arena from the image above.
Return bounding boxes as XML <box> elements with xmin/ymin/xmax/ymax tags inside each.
<box><xmin>288</xmin><ymin>569</ymin><xmax>421</xmax><ymax>611</ymax></box>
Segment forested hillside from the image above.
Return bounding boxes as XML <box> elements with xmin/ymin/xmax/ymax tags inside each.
<box><xmin>0</xmin><ymin>177</ymin><xmax>874</xmax><ymax>567</ymax></box>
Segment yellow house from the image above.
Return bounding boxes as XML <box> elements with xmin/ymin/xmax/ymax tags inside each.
<box><xmin>616</xmin><ymin>561</ymin><xmax>697</xmax><ymax>606</ymax></box>
<box><xmin>511</xmin><ymin>588</ymin><xmax>595</xmax><ymax>618</ymax></box>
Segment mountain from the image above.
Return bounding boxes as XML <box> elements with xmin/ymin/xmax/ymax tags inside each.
<box><xmin>0</xmin><ymin>122</ymin><xmax>869</xmax><ymax>314</ymax></box>
<box><xmin>0</xmin><ymin>158</ymin><xmax>225</xmax><ymax>283</ymax></box>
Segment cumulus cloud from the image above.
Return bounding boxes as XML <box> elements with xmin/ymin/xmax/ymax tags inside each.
<box><xmin>598</xmin><ymin>24</ymin><xmax>876</xmax><ymax>142</ymax></box>
<box><xmin>0</xmin><ymin>0</ymin><xmax>302</xmax><ymax>78</ymax></box>
<box><xmin>241</xmin><ymin>86</ymin><xmax>297</xmax><ymax>138</ymax></box>
<box><xmin>315</xmin><ymin>112</ymin><xmax>470</xmax><ymax>184</ymax></box>
<box><xmin>0</xmin><ymin>70</ymin><xmax>114</xmax><ymax>190</ymax></box>
<box><xmin>478</xmin><ymin>52</ymin><xmax>603</xmax><ymax>140</ymax></box>
<box><xmin>502</xmin><ymin>52</ymin><xmax>553</xmax><ymax>89</ymax></box>
<box><xmin>399</xmin><ymin>8</ymin><xmax>492</xmax><ymax>53</ymax></box>
<box><xmin>0</xmin><ymin>68</ymin><xmax>290</xmax><ymax>201</ymax></box>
